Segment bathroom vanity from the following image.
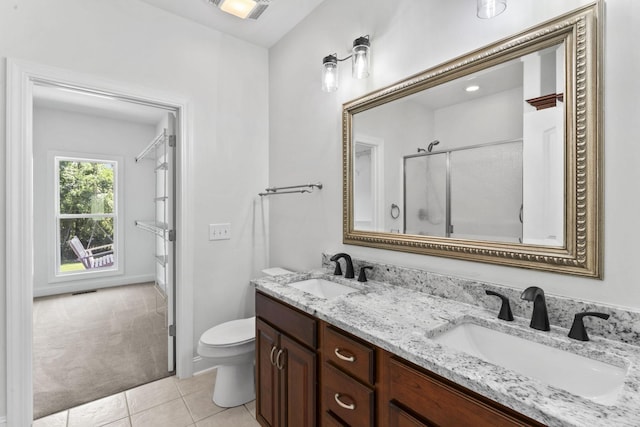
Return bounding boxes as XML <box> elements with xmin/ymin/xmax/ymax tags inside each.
<box><xmin>255</xmin><ymin>290</ymin><xmax>542</xmax><ymax>427</ymax></box>
<box><xmin>252</xmin><ymin>268</ymin><xmax>640</xmax><ymax>427</ymax></box>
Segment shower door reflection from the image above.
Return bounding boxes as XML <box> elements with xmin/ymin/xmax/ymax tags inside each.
<box><xmin>404</xmin><ymin>153</ymin><xmax>447</xmax><ymax>237</ymax></box>
<box><xmin>403</xmin><ymin>140</ymin><xmax>522</xmax><ymax>243</ymax></box>
<box><xmin>450</xmin><ymin>141</ymin><xmax>522</xmax><ymax>243</ymax></box>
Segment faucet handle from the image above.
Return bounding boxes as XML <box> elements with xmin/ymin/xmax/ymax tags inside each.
<box><xmin>357</xmin><ymin>266</ymin><xmax>373</xmax><ymax>282</ymax></box>
<box><xmin>568</xmin><ymin>312</ymin><xmax>610</xmax><ymax>341</ymax></box>
<box><xmin>332</xmin><ymin>260</ymin><xmax>343</xmax><ymax>276</ymax></box>
<box><xmin>485</xmin><ymin>290</ymin><xmax>514</xmax><ymax>321</ymax></box>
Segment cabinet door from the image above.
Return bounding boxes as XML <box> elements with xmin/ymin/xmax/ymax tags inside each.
<box><xmin>388</xmin><ymin>402</ymin><xmax>431</xmax><ymax>427</ymax></box>
<box><xmin>280</xmin><ymin>334</ymin><xmax>317</xmax><ymax>427</ymax></box>
<box><xmin>257</xmin><ymin>319</ymin><xmax>280</xmax><ymax>427</ymax></box>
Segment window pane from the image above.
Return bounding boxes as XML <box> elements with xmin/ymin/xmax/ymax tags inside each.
<box><xmin>60</xmin><ymin>217</ymin><xmax>115</xmax><ymax>272</ymax></box>
<box><xmin>58</xmin><ymin>160</ymin><xmax>115</xmax><ymax>214</ymax></box>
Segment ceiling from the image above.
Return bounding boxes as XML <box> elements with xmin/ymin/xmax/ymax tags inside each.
<box><xmin>410</xmin><ymin>58</ymin><xmax>524</xmax><ymax>110</ymax></box>
<box><xmin>33</xmin><ymin>84</ymin><xmax>170</xmax><ymax>126</ymax></box>
<box><xmin>32</xmin><ymin>0</ymin><xmax>327</xmax><ymax>124</ymax></box>
<box><xmin>138</xmin><ymin>0</ymin><xmax>327</xmax><ymax>48</ymax></box>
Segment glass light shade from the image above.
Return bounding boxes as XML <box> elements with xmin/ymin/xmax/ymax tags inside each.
<box><xmin>322</xmin><ymin>55</ymin><xmax>338</xmax><ymax>92</ymax></box>
<box><xmin>352</xmin><ymin>37</ymin><xmax>370</xmax><ymax>79</ymax></box>
<box><xmin>219</xmin><ymin>0</ymin><xmax>257</xmax><ymax>19</ymax></box>
<box><xmin>477</xmin><ymin>0</ymin><xmax>506</xmax><ymax>19</ymax></box>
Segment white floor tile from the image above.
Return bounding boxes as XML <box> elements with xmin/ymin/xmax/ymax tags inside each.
<box><xmin>196</xmin><ymin>406</ymin><xmax>259</xmax><ymax>427</ymax></box>
<box><xmin>130</xmin><ymin>397</ymin><xmax>194</xmax><ymax>427</ymax></box>
<box><xmin>126</xmin><ymin>376</ymin><xmax>181</xmax><ymax>414</ymax></box>
<box><xmin>67</xmin><ymin>392</ymin><xmax>129</xmax><ymax>427</ymax></box>
<box><xmin>183</xmin><ymin>388</ymin><xmax>226</xmax><ymax>421</ymax></box>
<box><xmin>33</xmin><ymin>410</ymin><xmax>68</xmax><ymax>427</ymax></box>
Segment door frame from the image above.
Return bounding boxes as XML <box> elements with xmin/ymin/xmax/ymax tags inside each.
<box><xmin>353</xmin><ymin>134</ymin><xmax>385</xmax><ymax>231</ymax></box>
<box><xmin>5</xmin><ymin>58</ymin><xmax>195</xmax><ymax>425</ymax></box>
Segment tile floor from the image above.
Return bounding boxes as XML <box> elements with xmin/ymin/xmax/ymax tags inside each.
<box><xmin>33</xmin><ymin>369</ymin><xmax>260</xmax><ymax>427</ymax></box>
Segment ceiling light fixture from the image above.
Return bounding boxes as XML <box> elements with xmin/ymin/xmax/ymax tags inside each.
<box><xmin>465</xmin><ymin>84</ymin><xmax>480</xmax><ymax>92</ymax></box>
<box><xmin>206</xmin><ymin>0</ymin><xmax>270</xmax><ymax>20</ymax></box>
<box><xmin>322</xmin><ymin>35</ymin><xmax>371</xmax><ymax>92</ymax></box>
<box><xmin>477</xmin><ymin>0</ymin><xmax>507</xmax><ymax>19</ymax></box>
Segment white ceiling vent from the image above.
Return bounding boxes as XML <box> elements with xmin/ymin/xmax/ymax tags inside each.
<box><xmin>207</xmin><ymin>0</ymin><xmax>271</xmax><ymax>20</ymax></box>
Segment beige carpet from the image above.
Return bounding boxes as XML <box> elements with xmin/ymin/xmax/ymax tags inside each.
<box><xmin>33</xmin><ymin>283</ymin><xmax>172</xmax><ymax>419</ymax></box>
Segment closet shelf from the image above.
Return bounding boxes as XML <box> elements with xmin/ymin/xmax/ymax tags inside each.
<box><xmin>135</xmin><ymin>128</ymin><xmax>175</xmax><ymax>162</ymax></box>
<box><xmin>155</xmin><ymin>162</ymin><xmax>169</xmax><ymax>172</ymax></box>
<box><xmin>135</xmin><ymin>220</ymin><xmax>175</xmax><ymax>241</ymax></box>
<box><xmin>155</xmin><ymin>254</ymin><xmax>168</xmax><ymax>266</ymax></box>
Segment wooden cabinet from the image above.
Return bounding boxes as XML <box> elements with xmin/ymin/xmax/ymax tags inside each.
<box><xmin>384</xmin><ymin>353</ymin><xmax>544</xmax><ymax>427</ymax></box>
<box><xmin>255</xmin><ymin>291</ymin><xmax>545</xmax><ymax>427</ymax></box>
<box><xmin>321</xmin><ymin>323</ymin><xmax>377</xmax><ymax>427</ymax></box>
<box><xmin>256</xmin><ymin>292</ymin><xmax>317</xmax><ymax>427</ymax></box>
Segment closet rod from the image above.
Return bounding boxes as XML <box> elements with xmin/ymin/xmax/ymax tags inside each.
<box><xmin>135</xmin><ymin>129</ymin><xmax>169</xmax><ymax>163</ymax></box>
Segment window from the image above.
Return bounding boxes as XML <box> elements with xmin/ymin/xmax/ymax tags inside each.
<box><xmin>55</xmin><ymin>157</ymin><xmax>118</xmax><ymax>276</ymax></box>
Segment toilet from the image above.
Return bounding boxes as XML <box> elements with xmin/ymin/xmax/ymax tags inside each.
<box><xmin>197</xmin><ymin>316</ymin><xmax>256</xmax><ymax>407</ymax></box>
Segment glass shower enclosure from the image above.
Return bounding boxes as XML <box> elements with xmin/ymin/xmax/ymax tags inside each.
<box><xmin>403</xmin><ymin>139</ymin><xmax>523</xmax><ymax>243</ymax></box>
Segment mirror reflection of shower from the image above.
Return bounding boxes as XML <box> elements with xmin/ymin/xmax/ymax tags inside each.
<box><xmin>417</xmin><ymin>139</ymin><xmax>440</xmax><ymax>153</ymax></box>
<box><xmin>404</xmin><ymin>139</ymin><xmax>523</xmax><ymax>243</ymax></box>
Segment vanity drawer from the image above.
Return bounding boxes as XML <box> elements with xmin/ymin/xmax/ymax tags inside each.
<box><xmin>322</xmin><ymin>362</ymin><xmax>374</xmax><ymax>427</ymax></box>
<box><xmin>323</xmin><ymin>324</ymin><xmax>375</xmax><ymax>385</ymax></box>
<box><xmin>255</xmin><ymin>292</ymin><xmax>317</xmax><ymax>349</ymax></box>
<box><xmin>323</xmin><ymin>410</ymin><xmax>348</xmax><ymax>426</ymax></box>
<box><xmin>388</xmin><ymin>356</ymin><xmax>540</xmax><ymax>427</ymax></box>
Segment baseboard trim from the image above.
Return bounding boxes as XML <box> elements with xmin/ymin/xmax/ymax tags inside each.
<box><xmin>192</xmin><ymin>355</ymin><xmax>217</xmax><ymax>375</ymax></box>
<box><xmin>33</xmin><ymin>274</ymin><xmax>155</xmax><ymax>297</ymax></box>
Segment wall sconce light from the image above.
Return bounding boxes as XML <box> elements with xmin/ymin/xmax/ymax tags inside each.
<box><xmin>477</xmin><ymin>0</ymin><xmax>507</xmax><ymax>19</ymax></box>
<box><xmin>322</xmin><ymin>35</ymin><xmax>371</xmax><ymax>92</ymax></box>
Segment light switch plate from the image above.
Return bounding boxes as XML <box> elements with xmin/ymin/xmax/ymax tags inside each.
<box><xmin>209</xmin><ymin>223</ymin><xmax>231</xmax><ymax>241</ymax></box>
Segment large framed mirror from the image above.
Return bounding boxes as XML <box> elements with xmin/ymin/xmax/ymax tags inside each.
<box><xmin>343</xmin><ymin>3</ymin><xmax>602</xmax><ymax>277</ymax></box>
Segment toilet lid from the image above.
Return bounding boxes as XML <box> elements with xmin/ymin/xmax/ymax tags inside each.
<box><xmin>200</xmin><ymin>316</ymin><xmax>255</xmax><ymax>347</ymax></box>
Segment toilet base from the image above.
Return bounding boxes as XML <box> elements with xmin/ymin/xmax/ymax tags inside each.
<box><xmin>212</xmin><ymin>362</ymin><xmax>255</xmax><ymax>407</ymax></box>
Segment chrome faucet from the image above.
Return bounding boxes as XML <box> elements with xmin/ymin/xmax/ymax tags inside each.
<box><xmin>329</xmin><ymin>253</ymin><xmax>355</xmax><ymax>279</ymax></box>
<box><xmin>520</xmin><ymin>286</ymin><xmax>550</xmax><ymax>331</ymax></box>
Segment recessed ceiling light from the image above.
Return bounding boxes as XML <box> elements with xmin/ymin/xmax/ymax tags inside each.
<box><xmin>219</xmin><ymin>0</ymin><xmax>257</xmax><ymax>19</ymax></box>
<box><xmin>465</xmin><ymin>85</ymin><xmax>480</xmax><ymax>92</ymax></box>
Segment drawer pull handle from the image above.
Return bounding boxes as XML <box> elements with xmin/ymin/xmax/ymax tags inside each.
<box><xmin>270</xmin><ymin>346</ymin><xmax>278</xmax><ymax>366</ymax></box>
<box><xmin>276</xmin><ymin>349</ymin><xmax>285</xmax><ymax>370</ymax></box>
<box><xmin>334</xmin><ymin>348</ymin><xmax>355</xmax><ymax>362</ymax></box>
<box><xmin>334</xmin><ymin>393</ymin><xmax>355</xmax><ymax>410</ymax></box>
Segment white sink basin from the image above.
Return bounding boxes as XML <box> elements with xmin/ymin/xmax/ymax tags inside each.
<box><xmin>432</xmin><ymin>322</ymin><xmax>626</xmax><ymax>405</ymax></box>
<box><xmin>289</xmin><ymin>278</ymin><xmax>359</xmax><ymax>299</ymax></box>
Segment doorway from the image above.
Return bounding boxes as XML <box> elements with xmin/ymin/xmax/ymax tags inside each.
<box><xmin>353</xmin><ymin>134</ymin><xmax>384</xmax><ymax>232</ymax></box>
<box><xmin>6</xmin><ymin>59</ymin><xmax>194</xmax><ymax>426</ymax></box>
<box><xmin>30</xmin><ymin>85</ymin><xmax>178</xmax><ymax>418</ymax></box>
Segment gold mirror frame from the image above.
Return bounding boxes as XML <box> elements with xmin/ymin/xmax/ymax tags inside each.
<box><xmin>343</xmin><ymin>3</ymin><xmax>602</xmax><ymax>278</ymax></box>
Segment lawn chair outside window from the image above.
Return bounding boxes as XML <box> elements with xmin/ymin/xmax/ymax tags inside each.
<box><xmin>68</xmin><ymin>236</ymin><xmax>114</xmax><ymax>269</ymax></box>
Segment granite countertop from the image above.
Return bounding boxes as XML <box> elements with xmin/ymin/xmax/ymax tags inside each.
<box><xmin>252</xmin><ymin>270</ymin><xmax>640</xmax><ymax>427</ymax></box>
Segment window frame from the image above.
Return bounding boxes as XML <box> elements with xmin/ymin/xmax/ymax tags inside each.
<box><xmin>51</xmin><ymin>153</ymin><xmax>124</xmax><ymax>281</ymax></box>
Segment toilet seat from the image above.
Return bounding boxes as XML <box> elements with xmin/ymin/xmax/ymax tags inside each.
<box><xmin>200</xmin><ymin>316</ymin><xmax>255</xmax><ymax>348</ymax></box>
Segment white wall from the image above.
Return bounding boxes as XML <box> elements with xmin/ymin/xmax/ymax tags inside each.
<box><xmin>269</xmin><ymin>0</ymin><xmax>640</xmax><ymax>309</ymax></box>
<box><xmin>434</xmin><ymin>87</ymin><xmax>523</xmax><ymax>147</ymax></box>
<box><xmin>32</xmin><ymin>107</ymin><xmax>156</xmax><ymax>296</ymax></box>
<box><xmin>0</xmin><ymin>0</ymin><xmax>269</xmax><ymax>417</ymax></box>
